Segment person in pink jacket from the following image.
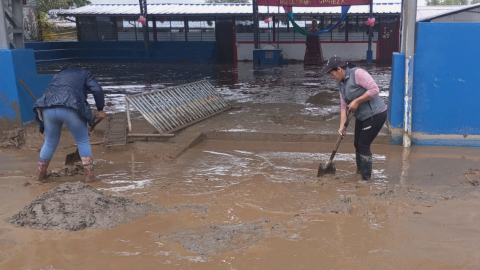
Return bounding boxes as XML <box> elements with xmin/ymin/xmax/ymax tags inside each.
<box><xmin>322</xmin><ymin>56</ymin><xmax>387</xmax><ymax>181</ymax></box>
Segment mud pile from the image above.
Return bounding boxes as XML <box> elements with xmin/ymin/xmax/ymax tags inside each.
<box><xmin>0</xmin><ymin>128</ymin><xmax>25</xmax><ymax>148</ymax></box>
<box><xmin>8</xmin><ymin>182</ymin><xmax>153</xmax><ymax>231</ymax></box>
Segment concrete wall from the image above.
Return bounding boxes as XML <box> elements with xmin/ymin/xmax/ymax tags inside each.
<box><xmin>25</xmin><ymin>41</ymin><xmax>218</xmax><ymax>63</ymax></box>
<box><xmin>0</xmin><ymin>49</ymin><xmax>54</xmax><ymax>127</ymax></box>
<box><xmin>236</xmin><ymin>42</ymin><xmax>378</xmax><ymax>61</ymax></box>
<box><xmin>388</xmin><ymin>22</ymin><xmax>480</xmax><ymax>146</ymax></box>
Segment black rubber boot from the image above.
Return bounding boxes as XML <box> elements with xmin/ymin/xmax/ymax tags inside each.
<box><xmin>359</xmin><ymin>154</ymin><xmax>372</xmax><ymax>181</ymax></box>
<box><xmin>355</xmin><ymin>152</ymin><xmax>361</xmax><ymax>174</ymax></box>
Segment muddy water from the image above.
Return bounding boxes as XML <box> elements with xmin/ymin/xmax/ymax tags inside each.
<box><xmin>2</xmin><ymin>139</ymin><xmax>480</xmax><ymax>269</ymax></box>
<box><xmin>1</xmin><ymin>61</ymin><xmax>477</xmax><ymax>269</ymax></box>
<box><xmin>36</xmin><ymin>62</ymin><xmax>390</xmax><ymax>117</ymax></box>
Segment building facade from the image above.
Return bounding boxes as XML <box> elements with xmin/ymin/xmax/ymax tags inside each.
<box><xmin>58</xmin><ymin>2</ymin><xmax>401</xmax><ymax>62</ymax></box>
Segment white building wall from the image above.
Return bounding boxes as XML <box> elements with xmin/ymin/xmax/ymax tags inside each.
<box><xmin>236</xmin><ymin>42</ymin><xmax>377</xmax><ymax>61</ymax></box>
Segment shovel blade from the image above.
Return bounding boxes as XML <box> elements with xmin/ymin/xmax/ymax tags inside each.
<box><xmin>317</xmin><ymin>162</ymin><xmax>336</xmax><ymax>177</ymax></box>
<box><xmin>65</xmin><ymin>148</ymin><xmax>81</xmax><ymax>165</ymax></box>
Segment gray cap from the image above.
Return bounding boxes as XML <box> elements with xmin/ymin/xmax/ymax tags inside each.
<box><xmin>322</xmin><ymin>56</ymin><xmax>347</xmax><ymax>73</ymax></box>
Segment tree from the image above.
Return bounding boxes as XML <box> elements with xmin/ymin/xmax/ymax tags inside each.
<box><xmin>205</xmin><ymin>0</ymin><xmax>249</xmax><ymax>3</ymax></box>
<box><xmin>36</xmin><ymin>0</ymin><xmax>91</xmax><ymax>41</ymax></box>
<box><xmin>472</xmin><ymin>0</ymin><xmax>480</xmax><ymax>4</ymax></box>
<box><xmin>426</xmin><ymin>0</ymin><xmax>467</xmax><ymax>5</ymax></box>
<box><xmin>39</xmin><ymin>0</ymin><xmax>91</xmax><ymax>14</ymax></box>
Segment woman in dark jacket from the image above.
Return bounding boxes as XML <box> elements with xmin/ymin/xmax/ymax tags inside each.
<box><xmin>33</xmin><ymin>67</ymin><xmax>105</xmax><ymax>182</ymax></box>
<box><xmin>322</xmin><ymin>56</ymin><xmax>387</xmax><ymax>181</ymax></box>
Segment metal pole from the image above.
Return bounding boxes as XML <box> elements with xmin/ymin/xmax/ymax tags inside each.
<box><xmin>402</xmin><ymin>0</ymin><xmax>417</xmax><ymax>147</ymax></box>
<box><xmin>366</xmin><ymin>0</ymin><xmax>373</xmax><ymax>63</ymax></box>
<box><xmin>400</xmin><ymin>0</ymin><xmax>406</xmax><ymax>53</ymax></box>
<box><xmin>277</xmin><ymin>5</ymin><xmax>280</xmax><ymax>49</ymax></box>
<box><xmin>12</xmin><ymin>0</ymin><xmax>24</xmax><ymax>49</ymax></box>
<box><xmin>267</xmin><ymin>0</ymin><xmax>270</xmax><ymax>43</ymax></box>
<box><xmin>0</xmin><ymin>0</ymin><xmax>10</xmax><ymax>49</ymax></box>
<box><xmin>139</xmin><ymin>0</ymin><xmax>149</xmax><ymax>49</ymax></box>
<box><xmin>252</xmin><ymin>0</ymin><xmax>259</xmax><ymax>49</ymax></box>
<box><xmin>126</xmin><ymin>98</ymin><xmax>132</xmax><ymax>132</ymax></box>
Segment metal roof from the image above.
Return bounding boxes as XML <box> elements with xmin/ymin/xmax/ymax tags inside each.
<box><xmin>57</xmin><ymin>2</ymin><xmax>401</xmax><ymax>17</ymax></box>
<box><xmin>417</xmin><ymin>3</ymin><xmax>480</xmax><ymax>22</ymax></box>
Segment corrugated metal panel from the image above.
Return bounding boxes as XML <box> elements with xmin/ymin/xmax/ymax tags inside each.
<box><xmin>58</xmin><ymin>3</ymin><xmax>401</xmax><ymax>16</ymax></box>
<box><xmin>416</xmin><ymin>5</ymin><xmax>472</xmax><ymax>21</ymax></box>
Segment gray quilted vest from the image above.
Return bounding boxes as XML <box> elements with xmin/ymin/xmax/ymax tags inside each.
<box><xmin>338</xmin><ymin>67</ymin><xmax>387</xmax><ymax>121</ymax></box>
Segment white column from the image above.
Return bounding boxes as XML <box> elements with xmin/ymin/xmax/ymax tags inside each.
<box><xmin>402</xmin><ymin>0</ymin><xmax>417</xmax><ymax>148</ymax></box>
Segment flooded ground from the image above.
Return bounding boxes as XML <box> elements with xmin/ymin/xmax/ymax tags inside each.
<box><xmin>1</xmin><ymin>62</ymin><xmax>480</xmax><ymax>269</ymax></box>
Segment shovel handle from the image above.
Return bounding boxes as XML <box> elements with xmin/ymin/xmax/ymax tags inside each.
<box><xmin>89</xmin><ymin>117</ymin><xmax>103</xmax><ymax>135</ymax></box>
<box><xmin>329</xmin><ymin>111</ymin><xmax>354</xmax><ymax>161</ymax></box>
<box><xmin>18</xmin><ymin>79</ymin><xmax>37</xmax><ymax>101</ymax></box>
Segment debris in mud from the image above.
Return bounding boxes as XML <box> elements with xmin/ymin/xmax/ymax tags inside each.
<box><xmin>48</xmin><ymin>165</ymin><xmax>84</xmax><ymax>177</ymax></box>
<box><xmin>305</xmin><ymin>91</ymin><xmax>337</xmax><ymax>106</ymax></box>
<box><xmin>413</xmin><ymin>211</ymin><xmax>422</xmax><ymax>215</ymax></box>
<box><xmin>155</xmin><ymin>202</ymin><xmax>217</xmax><ymax>215</ymax></box>
<box><xmin>0</xmin><ymin>128</ymin><xmax>25</xmax><ymax>148</ymax></box>
<box><xmin>371</xmin><ymin>185</ymin><xmax>455</xmax><ymax>206</ymax></box>
<box><xmin>320</xmin><ymin>197</ymin><xmax>354</xmax><ymax>214</ymax></box>
<box><xmin>8</xmin><ymin>182</ymin><xmax>154</xmax><ymax>231</ymax></box>
<box><xmin>465</xmin><ymin>169</ymin><xmax>480</xmax><ymax>186</ymax></box>
<box><xmin>170</xmin><ymin>203</ymin><xmax>215</xmax><ymax>214</ymax></box>
<box><xmin>160</xmin><ymin>218</ymin><xmax>270</xmax><ymax>255</ymax></box>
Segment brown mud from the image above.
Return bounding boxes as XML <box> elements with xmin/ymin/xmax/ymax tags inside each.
<box><xmin>0</xmin><ymin>128</ymin><xmax>26</xmax><ymax>148</ymax></box>
<box><xmin>1</xmin><ymin>62</ymin><xmax>480</xmax><ymax>269</ymax></box>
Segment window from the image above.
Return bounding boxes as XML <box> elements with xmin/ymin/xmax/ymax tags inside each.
<box><xmin>347</xmin><ymin>16</ymin><xmax>364</xmax><ymax>41</ymax></box>
<box><xmin>331</xmin><ymin>16</ymin><xmax>345</xmax><ymax>41</ymax></box>
<box><xmin>78</xmin><ymin>16</ymin><xmax>97</xmax><ymax>41</ymax></box>
<box><xmin>117</xmin><ymin>17</ymin><xmax>139</xmax><ymax>41</ymax></box>
<box><xmin>96</xmin><ymin>16</ymin><xmax>115</xmax><ymax>41</ymax></box>
<box><xmin>187</xmin><ymin>16</ymin><xmax>216</xmax><ymax>41</ymax></box>
<box><xmin>235</xmin><ymin>16</ymin><xmax>254</xmax><ymax>42</ymax></box>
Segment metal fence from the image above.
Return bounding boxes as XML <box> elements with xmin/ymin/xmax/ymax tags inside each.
<box><xmin>105</xmin><ymin>112</ymin><xmax>127</xmax><ymax>147</ymax></box>
<box><xmin>126</xmin><ymin>80</ymin><xmax>231</xmax><ymax>135</ymax></box>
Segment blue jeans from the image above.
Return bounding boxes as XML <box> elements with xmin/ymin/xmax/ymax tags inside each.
<box><xmin>39</xmin><ymin>107</ymin><xmax>92</xmax><ymax>162</ymax></box>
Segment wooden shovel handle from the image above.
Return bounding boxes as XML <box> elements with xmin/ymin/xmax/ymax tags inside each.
<box><xmin>329</xmin><ymin>111</ymin><xmax>354</xmax><ymax>161</ymax></box>
<box><xmin>89</xmin><ymin>117</ymin><xmax>103</xmax><ymax>135</ymax></box>
<box><xmin>18</xmin><ymin>78</ymin><xmax>37</xmax><ymax>101</ymax></box>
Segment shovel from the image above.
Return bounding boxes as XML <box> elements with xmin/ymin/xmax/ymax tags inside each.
<box><xmin>317</xmin><ymin>110</ymin><xmax>354</xmax><ymax>177</ymax></box>
<box><xmin>65</xmin><ymin>117</ymin><xmax>103</xmax><ymax>165</ymax></box>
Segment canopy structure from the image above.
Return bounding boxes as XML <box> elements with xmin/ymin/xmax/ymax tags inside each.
<box><xmin>257</xmin><ymin>0</ymin><xmax>370</xmax><ymax>7</ymax></box>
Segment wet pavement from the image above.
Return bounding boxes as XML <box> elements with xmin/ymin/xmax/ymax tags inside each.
<box><xmin>0</xmin><ymin>61</ymin><xmax>479</xmax><ymax>269</ymax></box>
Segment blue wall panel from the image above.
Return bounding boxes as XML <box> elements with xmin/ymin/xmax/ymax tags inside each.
<box><xmin>0</xmin><ymin>50</ymin><xmax>54</xmax><ymax>125</ymax></box>
<box><xmin>387</xmin><ymin>53</ymin><xmax>406</xmax><ymax>145</ymax></box>
<box><xmin>0</xmin><ymin>51</ymin><xmax>21</xmax><ymax>123</ymax></box>
<box><xmin>388</xmin><ymin>22</ymin><xmax>480</xmax><ymax>146</ymax></box>
<box><xmin>413</xmin><ymin>23</ymin><xmax>480</xmax><ymax>136</ymax></box>
<box><xmin>25</xmin><ymin>41</ymin><xmax>218</xmax><ymax>63</ymax></box>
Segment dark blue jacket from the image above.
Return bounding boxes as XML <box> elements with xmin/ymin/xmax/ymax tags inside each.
<box><xmin>33</xmin><ymin>67</ymin><xmax>104</xmax><ymax>133</ymax></box>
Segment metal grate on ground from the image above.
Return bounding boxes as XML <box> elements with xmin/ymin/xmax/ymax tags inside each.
<box><xmin>105</xmin><ymin>113</ymin><xmax>127</xmax><ymax>147</ymax></box>
<box><xmin>125</xmin><ymin>80</ymin><xmax>231</xmax><ymax>135</ymax></box>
